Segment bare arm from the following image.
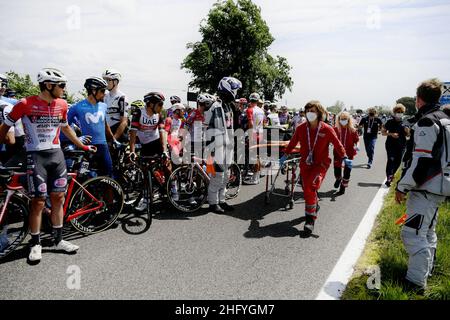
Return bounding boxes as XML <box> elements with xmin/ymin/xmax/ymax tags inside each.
<box><xmin>113</xmin><ymin>117</ymin><xmax>128</xmax><ymax>140</ymax></box>
<box><xmin>4</xmin><ymin>131</ymin><xmax>15</xmax><ymax>145</ymax></box>
<box><xmin>0</xmin><ymin>124</ymin><xmax>12</xmax><ymax>144</ymax></box>
<box><xmin>404</xmin><ymin>127</ymin><xmax>411</xmax><ymax>137</ymax></box>
<box><xmin>160</xmin><ymin>129</ymin><xmax>168</xmax><ymax>153</ymax></box>
<box><xmin>106</xmin><ymin>123</ymin><xmax>114</xmax><ymax>141</ymax></box>
<box><xmin>129</xmin><ymin>130</ymin><xmax>137</xmax><ymax>153</ymax></box>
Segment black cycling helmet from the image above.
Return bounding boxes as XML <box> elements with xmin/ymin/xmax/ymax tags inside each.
<box><xmin>5</xmin><ymin>89</ymin><xmax>16</xmax><ymax>97</ymax></box>
<box><xmin>144</xmin><ymin>92</ymin><xmax>165</xmax><ymax>105</ymax></box>
<box><xmin>84</xmin><ymin>77</ymin><xmax>107</xmax><ymax>102</ymax></box>
<box><xmin>84</xmin><ymin>76</ymin><xmax>107</xmax><ymax>91</ymax></box>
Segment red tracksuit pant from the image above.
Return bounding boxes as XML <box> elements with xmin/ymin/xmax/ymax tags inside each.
<box><xmin>300</xmin><ymin>163</ymin><xmax>328</xmax><ymax>219</ymax></box>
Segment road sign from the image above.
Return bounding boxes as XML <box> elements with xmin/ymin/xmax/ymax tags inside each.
<box><xmin>187</xmin><ymin>92</ymin><xmax>198</xmax><ymax>102</ymax></box>
<box><xmin>441</xmin><ymin>82</ymin><xmax>450</xmax><ymax>105</ymax></box>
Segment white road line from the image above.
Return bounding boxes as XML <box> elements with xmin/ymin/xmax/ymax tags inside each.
<box><xmin>315</xmin><ymin>181</ymin><xmax>390</xmax><ymax>300</ymax></box>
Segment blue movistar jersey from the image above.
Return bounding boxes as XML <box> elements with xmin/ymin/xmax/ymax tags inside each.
<box><xmin>1</xmin><ymin>96</ymin><xmax>18</xmax><ymax>105</ymax></box>
<box><xmin>68</xmin><ymin>99</ymin><xmax>107</xmax><ymax>145</ymax></box>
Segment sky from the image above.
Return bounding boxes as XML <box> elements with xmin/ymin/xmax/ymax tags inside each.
<box><xmin>1</xmin><ymin>0</ymin><xmax>450</xmax><ymax>110</ymax></box>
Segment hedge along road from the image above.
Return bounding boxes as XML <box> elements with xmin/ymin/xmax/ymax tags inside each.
<box><xmin>0</xmin><ymin>137</ymin><xmax>387</xmax><ymax>300</ymax></box>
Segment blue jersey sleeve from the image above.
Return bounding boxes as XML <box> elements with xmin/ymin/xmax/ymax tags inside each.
<box><xmin>67</xmin><ymin>103</ymin><xmax>78</xmax><ymax>125</ymax></box>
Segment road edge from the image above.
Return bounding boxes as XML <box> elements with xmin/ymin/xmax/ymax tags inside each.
<box><xmin>315</xmin><ymin>181</ymin><xmax>390</xmax><ymax>300</ymax></box>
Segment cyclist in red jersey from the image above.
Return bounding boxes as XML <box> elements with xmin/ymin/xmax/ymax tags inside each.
<box><xmin>0</xmin><ymin>68</ymin><xmax>96</xmax><ymax>262</ymax></box>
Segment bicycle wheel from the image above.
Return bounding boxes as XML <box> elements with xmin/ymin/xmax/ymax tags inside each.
<box><xmin>0</xmin><ymin>194</ymin><xmax>29</xmax><ymax>259</ymax></box>
<box><xmin>120</xmin><ymin>161</ymin><xmax>144</xmax><ymax>205</ymax></box>
<box><xmin>226</xmin><ymin>163</ymin><xmax>241</xmax><ymax>200</ymax></box>
<box><xmin>68</xmin><ymin>177</ymin><xmax>124</xmax><ymax>234</ymax></box>
<box><xmin>166</xmin><ymin>165</ymin><xmax>208</xmax><ymax>213</ymax></box>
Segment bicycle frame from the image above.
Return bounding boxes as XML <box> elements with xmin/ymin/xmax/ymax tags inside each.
<box><xmin>188</xmin><ymin>157</ymin><xmax>211</xmax><ymax>184</ymax></box>
<box><xmin>0</xmin><ymin>170</ymin><xmax>105</xmax><ymax>224</ymax></box>
<box><xmin>0</xmin><ymin>173</ymin><xmax>29</xmax><ymax>225</ymax></box>
<box><xmin>63</xmin><ymin>173</ymin><xmax>105</xmax><ymax>222</ymax></box>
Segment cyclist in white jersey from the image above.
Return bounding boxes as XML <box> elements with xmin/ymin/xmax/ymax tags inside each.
<box><xmin>266</xmin><ymin>104</ymin><xmax>281</xmax><ymax>127</ymax></box>
<box><xmin>0</xmin><ymin>100</ymin><xmax>26</xmax><ymax>167</ymax></box>
<box><xmin>167</xmin><ymin>95</ymin><xmax>182</xmax><ymax>119</ymax></box>
<box><xmin>102</xmin><ymin>69</ymin><xmax>129</xmax><ymax>143</ymax></box>
<box><xmin>244</xmin><ymin>92</ymin><xmax>265</xmax><ymax>185</ymax></box>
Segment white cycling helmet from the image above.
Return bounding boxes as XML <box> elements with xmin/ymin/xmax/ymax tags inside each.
<box><xmin>197</xmin><ymin>93</ymin><xmax>216</xmax><ymax>108</ymax></box>
<box><xmin>171</xmin><ymin>102</ymin><xmax>185</xmax><ymax>112</ymax></box>
<box><xmin>217</xmin><ymin>77</ymin><xmax>242</xmax><ymax>99</ymax></box>
<box><xmin>37</xmin><ymin>68</ymin><xmax>67</xmax><ymax>83</ymax></box>
<box><xmin>170</xmin><ymin>95</ymin><xmax>182</xmax><ymax>104</ymax></box>
<box><xmin>102</xmin><ymin>68</ymin><xmax>122</xmax><ymax>81</ymax></box>
<box><xmin>0</xmin><ymin>73</ymin><xmax>7</xmax><ymax>85</ymax></box>
<box><xmin>249</xmin><ymin>92</ymin><xmax>260</xmax><ymax>102</ymax></box>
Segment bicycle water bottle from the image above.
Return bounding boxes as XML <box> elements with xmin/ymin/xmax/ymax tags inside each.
<box><xmin>154</xmin><ymin>170</ymin><xmax>165</xmax><ymax>185</ymax></box>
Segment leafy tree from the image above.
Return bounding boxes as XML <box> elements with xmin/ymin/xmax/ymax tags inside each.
<box><xmin>182</xmin><ymin>0</ymin><xmax>293</xmax><ymax>100</ymax></box>
<box><xmin>5</xmin><ymin>71</ymin><xmax>40</xmax><ymax>98</ymax></box>
<box><xmin>373</xmin><ymin>105</ymin><xmax>392</xmax><ymax>116</ymax></box>
<box><xmin>396</xmin><ymin>96</ymin><xmax>416</xmax><ymax>115</ymax></box>
<box><xmin>257</xmin><ymin>55</ymin><xmax>293</xmax><ymax>101</ymax></box>
<box><xmin>327</xmin><ymin>100</ymin><xmax>345</xmax><ymax>115</ymax></box>
<box><xmin>5</xmin><ymin>71</ymin><xmax>84</xmax><ymax>104</ymax></box>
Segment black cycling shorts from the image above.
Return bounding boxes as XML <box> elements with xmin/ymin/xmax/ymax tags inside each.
<box><xmin>141</xmin><ymin>139</ymin><xmax>163</xmax><ymax>157</ymax></box>
<box><xmin>27</xmin><ymin>149</ymin><xmax>68</xmax><ymax>198</ymax></box>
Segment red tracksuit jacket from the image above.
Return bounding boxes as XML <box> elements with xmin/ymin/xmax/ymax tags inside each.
<box><xmin>333</xmin><ymin>127</ymin><xmax>359</xmax><ymax>161</ymax></box>
<box><xmin>285</xmin><ymin>121</ymin><xmax>346</xmax><ymax>169</ymax></box>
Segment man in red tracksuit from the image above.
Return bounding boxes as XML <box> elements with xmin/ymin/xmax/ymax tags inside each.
<box><xmin>281</xmin><ymin>101</ymin><xmax>348</xmax><ymax>235</ymax></box>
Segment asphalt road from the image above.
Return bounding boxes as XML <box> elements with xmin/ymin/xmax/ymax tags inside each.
<box><xmin>0</xmin><ymin>137</ymin><xmax>388</xmax><ymax>300</ymax></box>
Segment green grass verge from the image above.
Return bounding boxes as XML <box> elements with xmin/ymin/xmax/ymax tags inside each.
<box><xmin>341</xmin><ymin>172</ymin><xmax>450</xmax><ymax>300</ymax></box>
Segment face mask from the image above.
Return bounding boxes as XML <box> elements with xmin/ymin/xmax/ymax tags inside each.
<box><xmin>340</xmin><ymin>119</ymin><xmax>349</xmax><ymax>126</ymax></box>
<box><xmin>369</xmin><ymin>113</ymin><xmax>375</xmax><ymax>117</ymax></box>
<box><xmin>306</xmin><ymin>112</ymin><xmax>318</xmax><ymax>122</ymax></box>
<box><xmin>395</xmin><ymin>113</ymin><xmax>404</xmax><ymax>120</ymax></box>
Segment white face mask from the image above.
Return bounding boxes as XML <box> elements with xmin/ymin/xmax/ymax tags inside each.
<box><xmin>340</xmin><ymin>119</ymin><xmax>349</xmax><ymax>126</ymax></box>
<box><xmin>306</xmin><ymin>112</ymin><xmax>317</xmax><ymax>122</ymax></box>
<box><xmin>395</xmin><ymin>113</ymin><xmax>404</xmax><ymax>119</ymax></box>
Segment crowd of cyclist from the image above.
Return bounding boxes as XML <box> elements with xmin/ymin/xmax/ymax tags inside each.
<box><xmin>0</xmin><ymin>68</ymin><xmax>407</xmax><ymax>262</ymax></box>
<box><xmin>1</xmin><ymin>67</ymin><xmax>448</xmax><ymax>294</ymax></box>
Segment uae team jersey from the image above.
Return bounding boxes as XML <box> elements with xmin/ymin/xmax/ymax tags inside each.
<box><xmin>5</xmin><ymin>95</ymin><xmax>68</xmax><ymax>152</ymax></box>
<box><xmin>130</xmin><ymin>108</ymin><xmax>164</xmax><ymax>144</ymax></box>
<box><xmin>68</xmin><ymin>99</ymin><xmax>107</xmax><ymax>145</ymax></box>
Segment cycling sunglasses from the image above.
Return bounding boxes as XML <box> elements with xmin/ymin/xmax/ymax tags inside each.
<box><xmin>56</xmin><ymin>82</ymin><xmax>66</xmax><ymax>89</ymax></box>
